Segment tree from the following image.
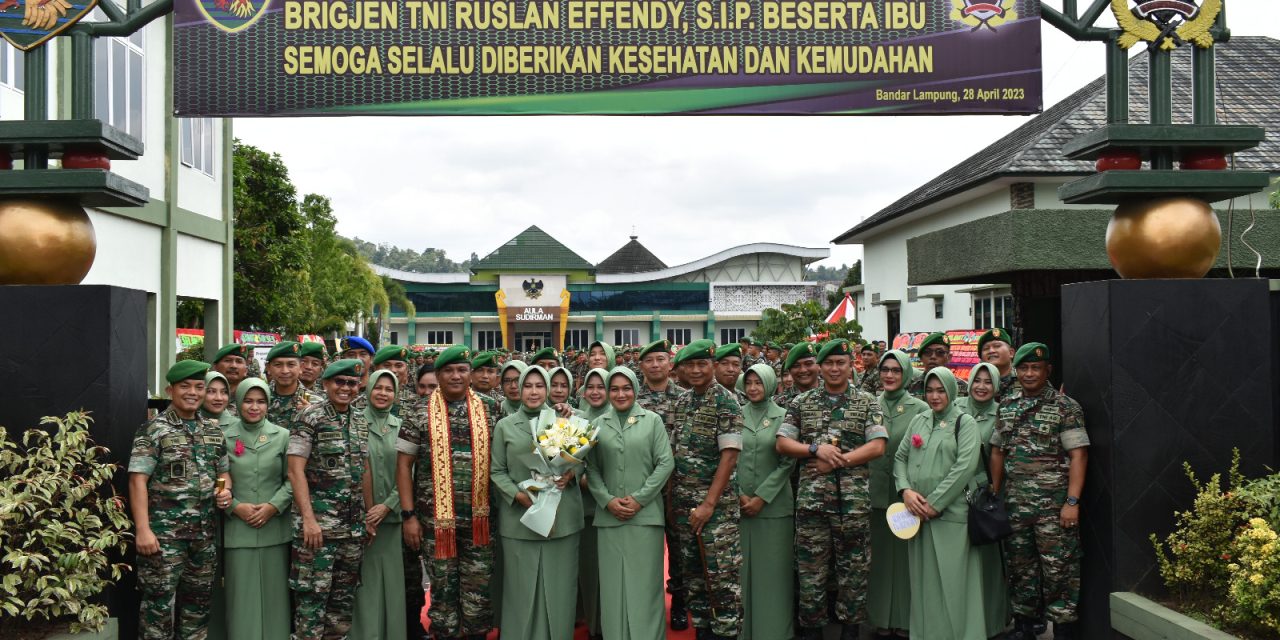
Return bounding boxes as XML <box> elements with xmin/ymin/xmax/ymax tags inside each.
<box><xmin>299</xmin><ymin>194</ymin><xmax>385</xmax><ymax>335</ymax></box>
<box><xmin>752</xmin><ymin>299</ymin><xmax>863</xmax><ymax>345</ymax></box>
<box><xmin>373</xmin><ymin>275</ymin><xmax>415</xmax><ymax>346</ymax></box>
<box><xmin>232</xmin><ymin>141</ymin><xmax>313</xmax><ymax>333</ymax></box>
<box><xmin>827</xmin><ymin>259</ymin><xmax>863</xmax><ymax>307</ymax></box>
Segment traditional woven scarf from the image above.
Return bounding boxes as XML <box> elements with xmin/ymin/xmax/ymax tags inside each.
<box><xmin>427</xmin><ymin>388</ymin><xmax>491</xmax><ymax>559</ymax></box>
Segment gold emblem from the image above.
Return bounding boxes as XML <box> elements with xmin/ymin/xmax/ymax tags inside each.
<box><xmin>993</xmin><ymin>329</ymin><xmax>1001</xmax><ymax>337</ymax></box>
<box><xmin>1035</xmin><ymin>348</ymin><xmax>1044</xmax><ymax>357</ymax></box>
<box><xmin>258</xmin><ymin>434</ymin><xmax>267</xmax><ymax>444</ymax></box>
<box><xmin>1111</xmin><ymin>0</ymin><xmax>1220</xmax><ymax>51</ymax></box>
<box><xmin>382</xmin><ymin>426</ymin><xmax>390</xmax><ymax>434</ymax></box>
<box><xmin>762</xmin><ymin>418</ymin><xmax>771</xmax><ymax>427</ymax></box>
<box><xmin>292</xmin><ymin>343</ymin><xmax>300</xmax><ymax>353</ymax></box>
<box><xmin>897</xmin><ymin>406</ymin><xmax>905</xmax><ymax>414</ymax></box>
<box><xmin>951</xmin><ymin>0</ymin><xmax>1018</xmax><ymax>32</ymax></box>
<box><xmin>627</xmin><ymin>416</ymin><xmax>637</xmax><ymax>425</ymax></box>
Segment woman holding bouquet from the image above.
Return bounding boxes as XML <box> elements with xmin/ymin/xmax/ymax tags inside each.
<box><xmin>575</xmin><ymin>368</ymin><xmax>612</xmax><ymax>640</ymax></box>
<box><xmin>586</xmin><ymin>368</ymin><xmax>675</xmax><ymax>640</ymax></box>
<box><xmin>491</xmin><ymin>366</ymin><xmax>585</xmax><ymax>640</ymax></box>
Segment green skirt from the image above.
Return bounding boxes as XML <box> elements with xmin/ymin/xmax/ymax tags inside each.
<box><xmin>868</xmin><ymin>507</ymin><xmax>912</xmax><ymax>631</ymax></box>
<box><xmin>741</xmin><ymin>516</ymin><xmax>795</xmax><ymax>640</ymax></box>
<box><xmin>577</xmin><ymin>517</ymin><xmax>601</xmax><ymax>634</ymax></box>
<box><xmin>598</xmin><ymin>525</ymin><xmax>666</xmax><ymax>640</ymax></box>
<box><xmin>977</xmin><ymin>540</ymin><xmax>1009</xmax><ymax>636</ymax></box>
<box><xmin>222</xmin><ymin>544</ymin><xmax>291</xmax><ymax>640</ymax></box>
<box><xmin>907</xmin><ymin>518</ymin><xmax>986</xmax><ymax>640</ymax></box>
<box><xmin>352</xmin><ymin>520</ymin><xmax>407</xmax><ymax>640</ymax></box>
<box><xmin>499</xmin><ymin>534</ymin><xmax>581</xmax><ymax>640</ymax></box>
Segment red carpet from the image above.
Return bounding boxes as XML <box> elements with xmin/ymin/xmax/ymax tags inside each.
<box><xmin>423</xmin><ymin>543</ymin><xmax>696</xmax><ymax>639</ymax></box>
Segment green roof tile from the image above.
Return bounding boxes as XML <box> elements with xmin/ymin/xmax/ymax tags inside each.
<box><xmin>472</xmin><ymin>225</ymin><xmax>595</xmax><ymax>272</ymax></box>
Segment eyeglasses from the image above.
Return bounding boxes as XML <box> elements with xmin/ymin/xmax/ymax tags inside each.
<box><xmin>921</xmin><ymin>348</ymin><xmax>949</xmax><ymax>357</ymax></box>
<box><xmin>502</xmin><ymin>377</ymin><xmax>520</xmax><ymax>386</ymax></box>
<box><xmin>329</xmin><ymin>378</ymin><xmax>360</xmax><ymax>388</ymax></box>
<box><xmin>878</xmin><ymin>366</ymin><xmax>904</xmax><ymax>374</ymax></box>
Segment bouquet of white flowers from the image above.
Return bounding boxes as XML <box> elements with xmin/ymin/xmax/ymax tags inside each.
<box><xmin>517</xmin><ymin>409</ymin><xmax>600</xmax><ymax>537</ymax></box>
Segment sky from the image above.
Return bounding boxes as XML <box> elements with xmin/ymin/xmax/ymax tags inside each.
<box><xmin>235</xmin><ymin>4</ymin><xmax>1273</xmax><ymax>272</ymax></box>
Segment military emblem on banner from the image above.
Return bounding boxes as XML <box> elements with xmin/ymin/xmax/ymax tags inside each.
<box><xmin>193</xmin><ymin>0</ymin><xmax>269</xmax><ymax>33</ymax></box>
<box><xmin>950</xmin><ymin>0</ymin><xmax>1018</xmax><ymax>32</ymax></box>
<box><xmin>0</xmin><ymin>0</ymin><xmax>98</xmax><ymax>51</ymax></box>
<box><xmin>1112</xmin><ymin>0</ymin><xmax>1220</xmax><ymax>50</ymax></box>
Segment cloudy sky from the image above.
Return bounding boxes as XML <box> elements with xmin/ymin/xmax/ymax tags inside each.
<box><xmin>236</xmin><ymin>5</ymin><xmax>1271</xmax><ymax>272</ymax></box>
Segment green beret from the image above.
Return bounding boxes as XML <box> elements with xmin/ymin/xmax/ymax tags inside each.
<box><xmin>714</xmin><ymin>343</ymin><xmax>742</xmax><ymax>360</ymax></box>
<box><xmin>434</xmin><ymin>345</ymin><xmax>473</xmax><ymax>370</ymax></box>
<box><xmin>860</xmin><ymin>342</ymin><xmax>878</xmax><ymax>354</ymax></box>
<box><xmin>322</xmin><ymin>358</ymin><xmax>365</xmax><ymax>380</ymax></box>
<box><xmin>977</xmin><ymin>328</ymin><xmax>1013</xmax><ymax>355</ymax></box>
<box><xmin>373</xmin><ymin>345</ymin><xmax>410</xmax><ymax>366</ymax></box>
<box><xmin>638</xmin><ymin>339</ymin><xmax>671</xmax><ymax>359</ymax></box>
<box><xmin>1014</xmin><ymin>342</ymin><xmax>1050</xmax><ymax>367</ymax></box>
<box><xmin>267</xmin><ymin>341</ymin><xmax>302</xmax><ymax>361</ymax></box>
<box><xmin>765</xmin><ymin>342</ymin><xmax>781</xmax><ymax>351</ymax></box>
<box><xmin>783</xmin><ymin>343</ymin><xmax>795</xmax><ymax>350</ymax></box>
<box><xmin>674</xmin><ymin>339</ymin><xmax>717</xmax><ymax>366</ymax></box>
<box><xmin>816</xmin><ymin>339</ymin><xmax>852</xmax><ymax>363</ymax></box>
<box><xmin>530</xmin><ymin>347</ymin><xmax>558</xmax><ymax>363</ymax></box>
<box><xmin>299</xmin><ymin>342</ymin><xmax>326</xmax><ymax>359</ymax></box>
<box><xmin>784</xmin><ymin>342</ymin><xmax>819</xmax><ymax>371</ymax></box>
<box><xmin>471</xmin><ymin>351</ymin><xmax>497</xmax><ymax>369</ymax></box>
<box><xmin>919</xmin><ymin>332</ymin><xmax>948</xmax><ymax>351</ymax></box>
<box><xmin>212</xmin><ymin>343</ymin><xmax>244</xmax><ymax>363</ymax></box>
<box><xmin>166</xmin><ymin>360</ymin><xmax>211</xmax><ymax>384</ymax></box>
<box><xmin>738</xmin><ymin>336</ymin><xmax>755</xmax><ymax>346</ymax></box>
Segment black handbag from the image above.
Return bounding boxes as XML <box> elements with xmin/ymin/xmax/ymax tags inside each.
<box><xmin>956</xmin><ymin>421</ymin><xmax>1013</xmax><ymax>545</ymax></box>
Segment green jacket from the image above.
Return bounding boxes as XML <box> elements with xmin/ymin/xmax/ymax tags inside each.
<box><xmin>736</xmin><ymin>402</ymin><xmax>794</xmax><ymax>519</ymax></box>
<box><xmin>222</xmin><ymin>418</ymin><xmax>293</xmax><ymax>548</ymax></box>
<box><xmin>491</xmin><ymin>410</ymin><xmax>585</xmax><ymax>540</ymax></box>
<box><xmin>585</xmin><ymin>407</ymin><xmax>674</xmax><ymax>528</ymax></box>
<box><xmin>869</xmin><ymin>392</ymin><xmax>930</xmax><ymax>509</ymax></box>
<box><xmin>893</xmin><ymin>406</ymin><xmax>980</xmax><ymax>524</ymax></box>
<box><xmin>365</xmin><ymin>409</ymin><xmax>404</xmax><ymax>523</ymax></box>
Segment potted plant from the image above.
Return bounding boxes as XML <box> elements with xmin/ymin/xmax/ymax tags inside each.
<box><xmin>0</xmin><ymin>412</ymin><xmax>132</xmax><ymax>639</ymax></box>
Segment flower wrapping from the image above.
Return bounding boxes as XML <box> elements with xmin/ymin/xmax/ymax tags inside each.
<box><xmin>517</xmin><ymin>409</ymin><xmax>600</xmax><ymax>537</ymax></box>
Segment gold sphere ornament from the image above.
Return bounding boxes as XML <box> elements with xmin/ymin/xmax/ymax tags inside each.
<box><xmin>1106</xmin><ymin>197</ymin><xmax>1221</xmax><ymax>279</ymax></box>
<box><xmin>0</xmin><ymin>198</ymin><xmax>97</xmax><ymax>285</ymax></box>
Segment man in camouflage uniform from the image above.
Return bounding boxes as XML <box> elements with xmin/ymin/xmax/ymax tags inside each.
<box><xmin>211</xmin><ymin>343</ymin><xmax>249</xmax><ymax>415</ymax></box>
<box><xmin>990</xmin><ymin>343</ymin><xmax>1089</xmax><ymax>640</ymax></box>
<box><xmin>907</xmin><ymin>332</ymin><xmax>968</xmax><ymax>398</ymax></box>
<box><xmin>857</xmin><ymin>343</ymin><xmax>883</xmax><ymax>394</ymax></box>
<box><xmin>764</xmin><ymin>342</ymin><xmax>784</xmax><ymax>376</ymax></box>
<box><xmin>128</xmin><ymin>360</ymin><xmax>232</xmax><ymax>640</ymax></box>
<box><xmin>713</xmin><ymin>343</ymin><xmax>746</xmax><ymax>405</ymax></box>
<box><xmin>373</xmin><ymin>344</ymin><xmax>422</xmax><ymax>414</ymax></box>
<box><xmin>978</xmin><ymin>327</ymin><xmax>1021</xmax><ymax>403</ymax></box>
<box><xmin>776</xmin><ymin>339</ymin><xmax>888</xmax><ymax>640</ymax></box>
<box><xmin>775</xmin><ymin>342</ymin><xmax>821</xmax><ymax>406</ymax></box>
<box><xmin>266</xmin><ymin>341</ymin><xmax>322</xmax><ymax>427</ymax></box>
<box><xmin>530</xmin><ymin>346</ymin><xmax>560</xmax><ymax>371</ymax></box>
<box><xmin>287</xmin><ymin>358</ymin><xmax>373</xmax><ymax>640</ymax></box>
<box><xmin>636</xmin><ymin>338</ymin><xmax>690</xmax><ymax>630</ymax></box>
<box><xmin>298</xmin><ymin>341</ymin><xmax>328</xmax><ymax>399</ymax></box>
<box><xmin>397</xmin><ymin>345</ymin><xmax>499</xmax><ymax>640</ymax></box>
<box><xmin>468</xmin><ymin>350</ymin><xmax>501</xmax><ymax>403</ymax></box>
<box><xmin>671</xmin><ymin>339</ymin><xmax>744</xmax><ymax>640</ymax></box>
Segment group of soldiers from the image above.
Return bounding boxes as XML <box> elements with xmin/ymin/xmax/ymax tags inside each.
<box><xmin>127</xmin><ymin>326</ymin><xmax>1088</xmax><ymax>640</ymax></box>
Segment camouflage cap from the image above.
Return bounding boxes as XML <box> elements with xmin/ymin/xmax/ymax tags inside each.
<box><xmin>298</xmin><ymin>341</ymin><xmax>326</xmax><ymax>359</ymax></box>
<box><xmin>674</xmin><ymin>339</ymin><xmax>717</xmax><ymax>366</ymax></box>
<box><xmin>266</xmin><ymin>340</ymin><xmax>302</xmax><ymax>362</ymax></box>
<box><xmin>166</xmin><ymin>360</ymin><xmax>211</xmax><ymax>384</ymax></box>
<box><xmin>977</xmin><ymin>328</ymin><xmax>1013</xmax><ymax>355</ymax></box>
<box><xmin>470</xmin><ymin>350</ymin><xmax>498</xmax><ymax>369</ymax></box>
<box><xmin>1014</xmin><ymin>342</ymin><xmax>1050</xmax><ymax>367</ymax></box>
<box><xmin>322</xmin><ymin>358</ymin><xmax>365</xmax><ymax>380</ymax></box>
<box><xmin>372</xmin><ymin>345</ymin><xmax>410</xmax><ymax>365</ymax></box>
<box><xmin>714</xmin><ymin>343</ymin><xmax>742</xmax><ymax>360</ymax></box>
<box><xmin>434</xmin><ymin>345</ymin><xmax>473</xmax><ymax>370</ymax></box>
<box><xmin>784</xmin><ymin>341</ymin><xmax>819</xmax><ymax>371</ymax></box>
<box><xmin>638</xmin><ymin>339</ymin><xmax>671</xmax><ymax>359</ymax></box>
<box><xmin>815</xmin><ymin>338</ymin><xmax>852</xmax><ymax>363</ymax></box>
<box><xmin>919</xmin><ymin>332</ymin><xmax>949</xmax><ymax>351</ymax></box>
<box><xmin>212</xmin><ymin>343</ymin><xmax>244</xmax><ymax>363</ymax></box>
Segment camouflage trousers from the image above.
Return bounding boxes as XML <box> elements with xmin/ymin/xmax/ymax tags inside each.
<box><xmin>290</xmin><ymin>537</ymin><xmax>363</xmax><ymax>640</ymax></box>
<box><xmin>664</xmin><ymin>480</ymin><xmax>685</xmax><ymax>599</ymax></box>
<box><xmin>1006</xmin><ymin>489</ymin><xmax>1082</xmax><ymax>623</ymax></box>
<box><xmin>795</xmin><ymin>510</ymin><xmax>869</xmax><ymax>628</ymax></box>
<box><xmin>675</xmin><ymin>507</ymin><xmax>743</xmax><ymax>637</ymax></box>
<box><xmin>422</xmin><ymin>523</ymin><xmax>495</xmax><ymax>638</ymax></box>
<box><xmin>136</xmin><ymin>537</ymin><xmax>216</xmax><ymax>640</ymax></box>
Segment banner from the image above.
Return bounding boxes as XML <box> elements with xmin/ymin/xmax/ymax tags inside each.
<box><xmin>891</xmin><ymin>329</ymin><xmax>981</xmax><ymax>380</ymax></box>
<box><xmin>173</xmin><ymin>0</ymin><xmax>1042</xmax><ymax>115</ymax></box>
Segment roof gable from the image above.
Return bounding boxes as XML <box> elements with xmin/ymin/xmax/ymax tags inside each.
<box><xmin>833</xmin><ymin>36</ymin><xmax>1280</xmax><ymax>243</ymax></box>
<box><xmin>596</xmin><ymin>236</ymin><xmax>669</xmax><ymax>274</ymax></box>
<box><xmin>472</xmin><ymin>225</ymin><xmax>595</xmax><ymax>272</ymax></box>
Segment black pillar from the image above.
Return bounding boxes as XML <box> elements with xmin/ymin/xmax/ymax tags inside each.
<box><xmin>0</xmin><ymin>284</ymin><xmax>149</xmax><ymax>639</ymax></box>
<box><xmin>1061</xmin><ymin>279</ymin><xmax>1277</xmax><ymax>638</ymax></box>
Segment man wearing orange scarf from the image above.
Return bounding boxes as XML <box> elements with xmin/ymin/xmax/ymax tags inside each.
<box><xmin>396</xmin><ymin>344</ymin><xmax>500</xmax><ymax>640</ymax></box>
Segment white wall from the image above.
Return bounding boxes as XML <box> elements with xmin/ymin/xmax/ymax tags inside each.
<box><xmin>82</xmin><ymin>208</ymin><xmax>163</xmax><ymax>293</ymax></box>
<box><xmin>175</xmin><ymin>234</ymin><xmax>224</xmax><ymax>299</ymax></box>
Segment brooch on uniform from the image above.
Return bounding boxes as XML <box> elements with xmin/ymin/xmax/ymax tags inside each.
<box><xmin>762</xmin><ymin>418</ymin><xmax>771</xmax><ymax>427</ymax></box>
<box><xmin>627</xmin><ymin>416</ymin><xmax>637</xmax><ymax>425</ymax></box>
<box><xmin>897</xmin><ymin>406</ymin><xmax>904</xmax><ymax>414</ymax></box>
<box><xmin>257</xmin><ymin>434</ymin><xmax>267</xmax><ymax>444</ymax></box>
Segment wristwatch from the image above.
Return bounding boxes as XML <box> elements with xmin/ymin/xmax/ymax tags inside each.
<box><xmin>400</xmin><ymin>508</ymin><xmax>417</xmax><ymax>519</ymax></box>
<box><xmin>1065</xmin><ymin>496</ymin><xmax>1080</xmax><ymax>507</ymax></box>
<box><xmin>808</xmin><ymin>443</ymin><xmax>819</xmax><ymax>458</ymax></box>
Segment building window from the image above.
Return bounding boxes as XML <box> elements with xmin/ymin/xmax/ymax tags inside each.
<box><xmin>180</xmin><ymin>118</ymin><xmax>215</xmax><ymax>176</ymax></box>
<box><xmin>93</xmin><ymin>10</ymin><xmax>145</xmax><ymax>141</ymax></box>
<box><xmin>721</xmin><ymin>328</ymin><xmax>746</xmax><ymax>344</ymax></box>
<box><xmin>564</xmin><ymin>329</ymin><xmax>589</xmax><ymax>349</ymax></box>
<box><xmin>390</xmin><ymin>331</ymin><xmax>399</xmax><ymax>345</ymax></box>
<box><xmin>476</xmin><ymin>330</ymin><xmax>502</xmax><ymax>351</ymax></box>
<box><xmin>972</xmin><ymin>291</ymin><xmax>1014</xmax><ymax>330</ymax></box>
<box><xmin>614</xmin><ymin>329</ymin><xmax>640</xmax><ymax>346</ymax></box>
<box><xmin>934</xmin><ymin>299</ymin><xmax>945</xmax><ymax>319</ymax></box>
<box><xmin>0</xmin><ymin>46</ymin><xmax>23</xmax><ymax>92</ymax></box>
<box><xmin>424</xmin><ymin>330</ymin><xmax>454</xmax><ymax>345</ymax></box>
<box><xmin>666</xmin><ymin>328</ymin><xmax>692</xmax><ymax>346</ymax></box>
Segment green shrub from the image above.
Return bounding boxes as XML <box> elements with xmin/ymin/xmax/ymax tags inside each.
<box><xmin>1225</xmin><ymin>518</ymin><xmax>1280</xmax><ymax>634</ymax></box>
<box><xmin>0</xmin><ymin>412</ymin><xmax>132</xmax><ymax>633</ymax></box>
<box><xmin>1237</xmin><ymin>470</ymin><xmax>1280</xmax><ymax>530</ymax></box>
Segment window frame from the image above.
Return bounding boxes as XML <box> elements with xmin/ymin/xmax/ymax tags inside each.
<box><xmin>564</xmin><ymin>329</ymin><xmax>590</xmax><ymax>350</ymax></box>
<box><xmin>0</xmin><ymin>46</ymin><xmax>23</xmax><ymax>93</ymax></box>
<box><xmin>424</xmin><ymin>330</ymin><xmax>454</xmax><ymax>345</ymax></box>
<box><xmin>475</xmin><ymin>330</ymin><xmax>502</xmax><ymax>351</ymax></box>
<box><xmin>180</xmin><ymin>117</ymin><xmax>216</xmax><ymax>176</ymax></box>
<box><xmin>614</xmin><ymin>329</ymin><xmax>640</xmax><ymax>346</ymax></box>
<box><xmin>720</xmin><ymin>328</ymin><xmax>746</xmax><ymax>344</ymax></box>
<box><xmin>666</xmin><ymin>328</ymin><xmax>692</xmax><ymax>346</ymax></box>
<box><xmin>91</xmin><ymin>8</ymin><xmax>146</xmax><ymax>142</ymax></box>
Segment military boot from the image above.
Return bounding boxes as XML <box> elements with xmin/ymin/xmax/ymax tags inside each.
<box><xmin>1008</xmin><ymin>616</ymin><xmax>1038</xmax><ymax>639</ymax></box>
<box><xmin>840</xmin><ymin>623</ymin><xmax>860</xmax><ymax>640</ymax></box>
<box><xmin>695</xmin><ymin>627</ymin><xmax>713</xmax><ymax>640</ymax></box>
<box><xmin>670</xmin><ymin>594</ymin><xmax>689</xmax><ymax>631</ymax></box>
<box><xmin>1053</xmin><ymin>621</ymin><xmax>1077</xmax><ymax>639</ymax></box>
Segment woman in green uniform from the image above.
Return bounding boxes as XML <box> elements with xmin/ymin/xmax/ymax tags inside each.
<box><xmin>498</xmin><ymin>360</ymin><xmax>528</xmax><ymax>418</ymax></box>
<box><xmin>491</xmin><ymin>366</ymin><xmax>585</xmax><ymax>640</ymax></box>
<box><xmin>221</xmin><ymin>378</ymin><xmax>292</xmax><ymax>640</ymax></box>
<box><xmin>549</xmin><ymin>367</ymin><xmax>574</xmax><ymax>407</ymax></box>
<box><xmin>351</xmin><ymin>370</ymin><xmax>407</xmax><ymax>639</ymax></box>
<box><xmin>893</xmin><ymin>368</ymin><xmax>985</xmax><ymax>640</ymax></box>
<box><xmin>585</xmin><ymin>368</ymin><xmax>674</xmax><ymax>640</ymax></box>
<box><xmin>737</xmin><ymin>363</ymin><xmax>796</xmax><ymax>640</ymax></box>
<box><xmin>869</xmin><ymin>349</ymin><xmax>930</xmax><ymax>637</ymax></box>
<box><xmin>954</xmin><ymin>363</ymin><xmax>1010</xmax><ymax>638</ymax></box>
<box><xmin>201</xmin><ymin>371</ymin><xmax>236</xmax><ymax>430</ymax></box>
<box><xmin>575</xmin><ymin>368</ymin><xmax>611</xmax><ymax>640</ymax></box>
